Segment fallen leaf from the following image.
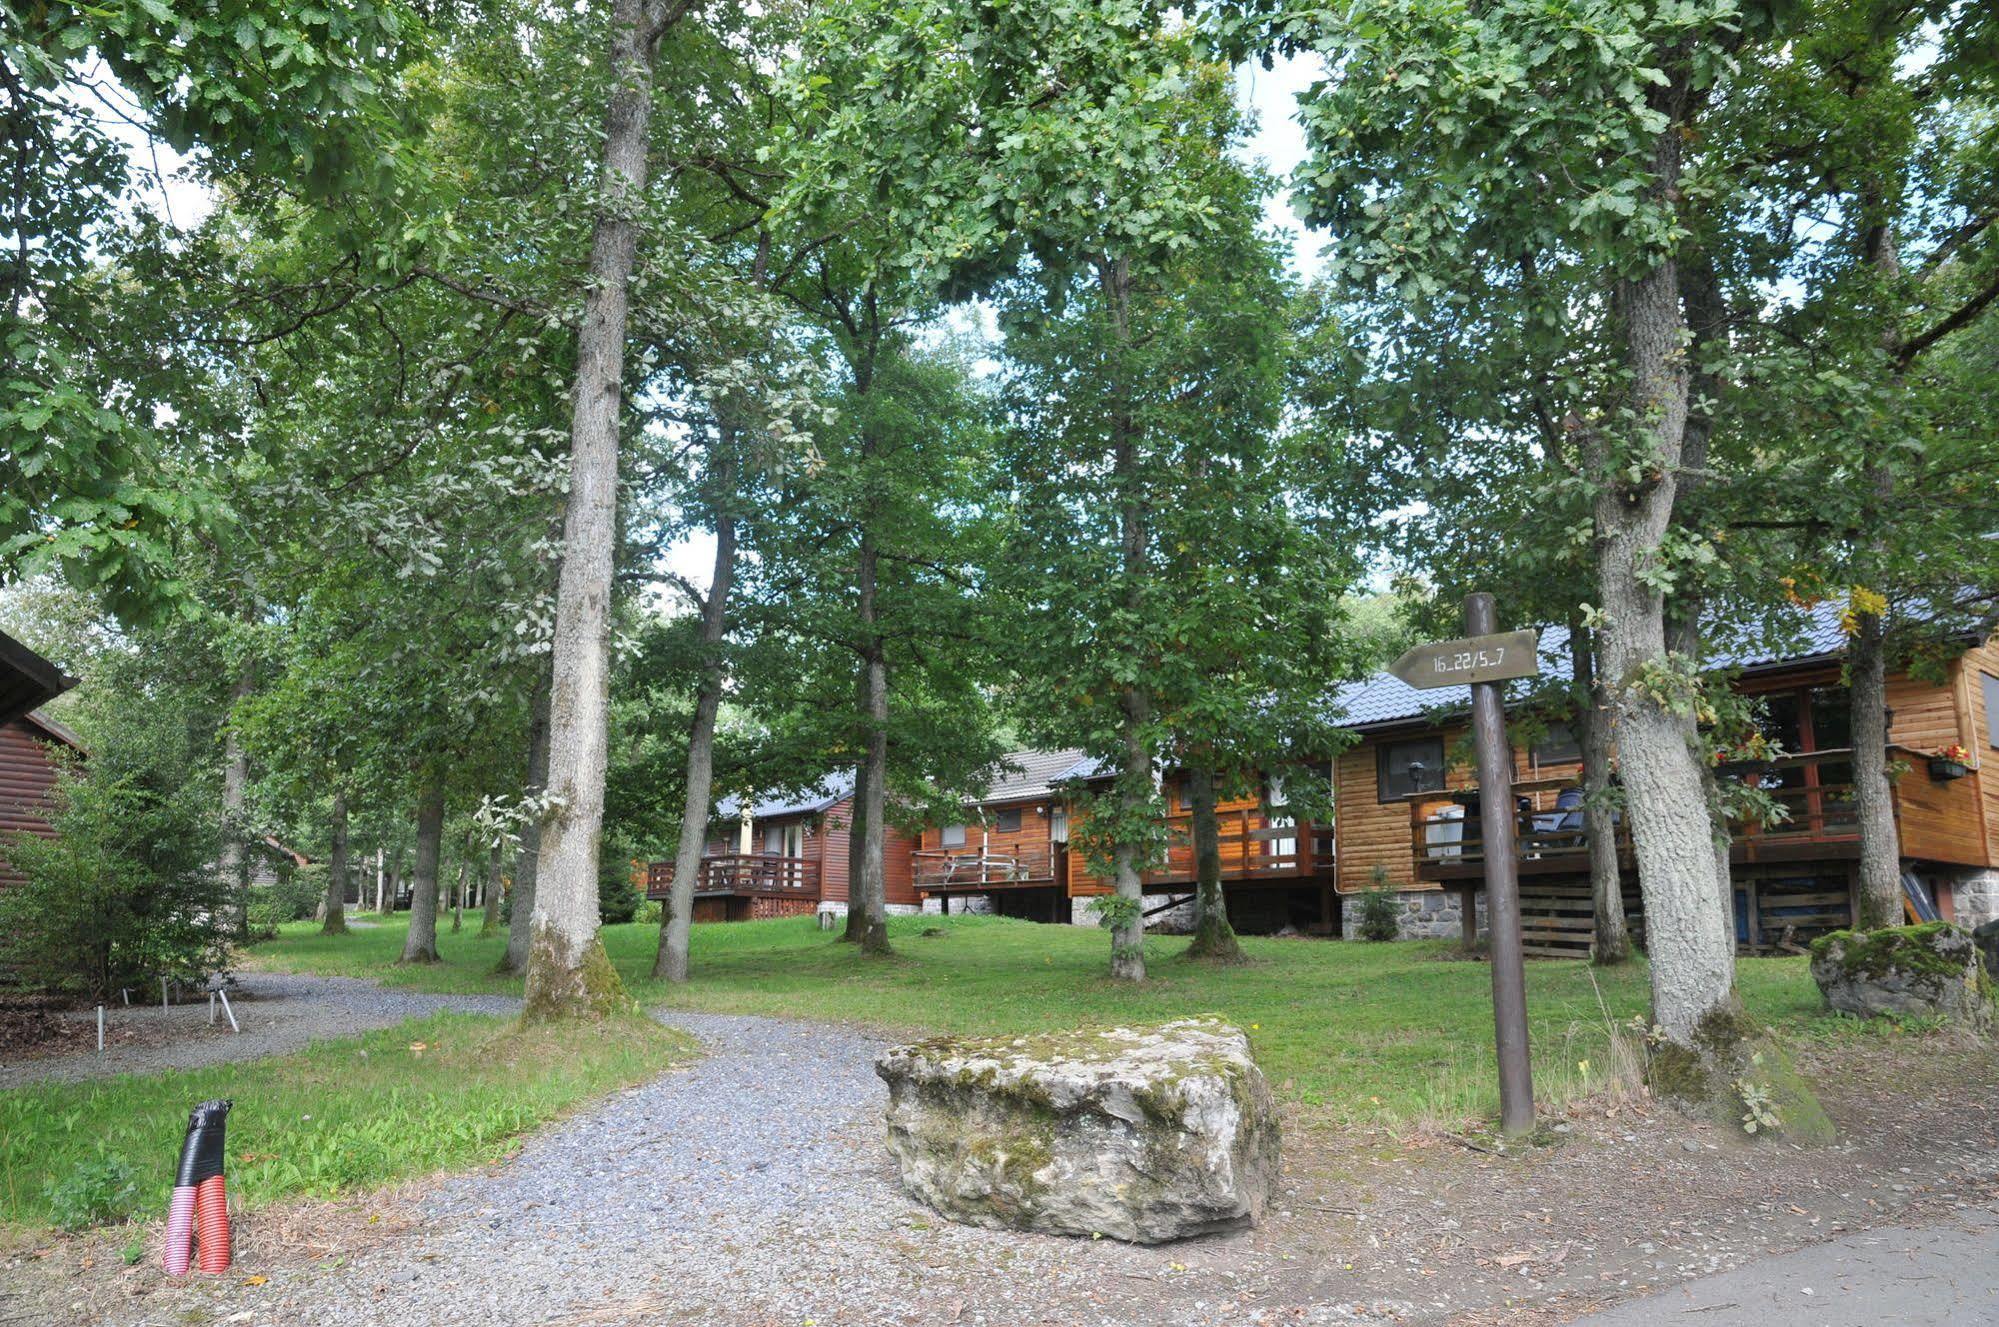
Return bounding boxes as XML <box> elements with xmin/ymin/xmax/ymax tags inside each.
<box><xmin>241</xmin><ymin>1275</ymin><xmax>269</xmax><ymax>1286</ymax></box>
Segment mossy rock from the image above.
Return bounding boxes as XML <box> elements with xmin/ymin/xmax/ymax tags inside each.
<box><xmin>1809</xmin><ymin>923</ymin><xmax>1992</xmax><ymax>1028</ymax></box>
<box><xmin>875</xmin><ymin>1017</ymin><xmax>1280</xmax><ymax>1243</ymax></box>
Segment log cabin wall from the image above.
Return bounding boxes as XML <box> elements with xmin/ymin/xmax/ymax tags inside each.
<box><xmin>0</xmin><ymin>715</ymin><xmax>75</xmax><ymax>892</ymax></box>
<box><xmin>1960</xmin><ymin>634</ymin><xmax>1999</xmax><ymax>867</ymax></box>
<box><xmin>1334</xmin><ymin>725</ymin><xmax>1580</xmax><ymax>893</ymax></box>
<box><xmin>914</xmin><ymin>800</ymin><xmax>1062</xmax><ymax>881</ymax></box>
<box><xmin>1065</xmin><ymin>773</ymin><xmax>1334</xmax><ymax>897</ymax></box>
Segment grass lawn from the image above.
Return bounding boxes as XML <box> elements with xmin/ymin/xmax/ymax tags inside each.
<box><xmin>0</xmin><ymin>1012</ymin><xmax>693</xmax><ymax>1233</ymax></box>
<box><xmin>252</xmin><ymin>913</ymin><xmax>1832</xmax><ymax>1125</ymax></box>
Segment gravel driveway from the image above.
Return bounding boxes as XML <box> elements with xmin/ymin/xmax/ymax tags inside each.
<box><xmin>0</xmin><ymin>972</ymin><xmax>519</xmax><ymax>1089</ymax></box>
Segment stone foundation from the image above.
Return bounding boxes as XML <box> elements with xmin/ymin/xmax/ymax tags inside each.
<box><xmin>1340</xmin><ymin>888</ymin><xmax>1487</xmax><ymax>941</ymax></box>
<box><xmin>1950</xmin><ymin>869</ymin><xmax>1999</xmax><ymax>930</ymax></box>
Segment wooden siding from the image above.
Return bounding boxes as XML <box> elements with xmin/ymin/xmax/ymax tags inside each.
<box><xmin>0</xmin><ymin>717</ymin><xmax>70</xmax><ymax>891</ymax></box>
<box><xmin>1067</xmin><ymin>777</ymin><xmax>1333</xmax><ymax>896</ymax></box>
<box><xmin>1334</xmin><ymin>725</ymin><xmax>1580</xmax><ymax>892</ymax></box>
<box><xmin>915</xmin><ymin>800</ymin><xmax>1062</xmax><ymax>890</ymax></box>
<box><xmin>1960</xmin><ymin>634</ymin><xmax>1999</xmax><ymax>867</ymax></box>
<box><xmin>1335</xmin><ymin>646</ymin><xmax>1999</xmax><ymax>893</ymax></box>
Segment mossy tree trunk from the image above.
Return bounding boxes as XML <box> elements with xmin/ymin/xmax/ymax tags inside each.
<box><xmin>480</xmin><ymin>843</ymin><xmax>504</xmax><ymax>937</ymax></box>
<box><xmin>321</xmin><ymin>790</ymin><xmax>350</xmax><ymax>936</ymax></box>
<box><xmin>1183</xmin><ymin>765</ymin><xmax>1242</xmax><ymax>962</ymax></box>
<box><xmin>400</xmin><ymin>780</ymin><xmax>445</xmax><ymax>964</ymax></box>
<box><xmin>502</xmin><ymin>668</ymin><xmax>551</xmax><ymax>974</ymax></box>
<box><xmin>1569</xmin><ymin>623</ymin><xmax>1628</xmax><ymax>964</ymax></box>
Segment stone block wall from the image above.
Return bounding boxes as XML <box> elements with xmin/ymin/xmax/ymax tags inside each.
<box><xmin>1340</xmin><ymin>888</ymin><xmax>1487</xmax><ymax>941</ymax></box>
<box><xmin>1950</xmin><ymin>869</ymin><xmax>1999</xmax><ymax>929</ymax></box>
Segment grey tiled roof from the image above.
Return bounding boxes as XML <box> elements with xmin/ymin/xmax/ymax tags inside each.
<box><xmin>1332</xmin><ymin>601</ymin><xmax>1857</xmax><ymax>732</ymax></box>
<box><xmin>715</xmin><ymin>770</ymin><xmax>855</xmax><ymax>821</ymax></box>
<box><xmin>971</xmin><ymin>748</ymin><xmax>1091</xmax><ymax>804</ymax></box>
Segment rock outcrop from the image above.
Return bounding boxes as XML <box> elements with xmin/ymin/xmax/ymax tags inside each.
<box><xmin>1809</xmin><ymin>923</ymin><xmax>1993</xmax><ymax>1027</ymax></box>
<box><xmin>875</xmin><ymin>1017</ymin><xmax>1279</xmax><ymax>1243</ymax></box>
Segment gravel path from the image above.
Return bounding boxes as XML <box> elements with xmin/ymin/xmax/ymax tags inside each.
<box><xmin>0</xmin><ymin>972</ymin><xmax>518</xmax><ymax>1088</ymax></box>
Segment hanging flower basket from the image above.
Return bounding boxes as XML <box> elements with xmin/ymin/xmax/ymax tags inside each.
<box><xmin>1929</xmin><ymin>758</ymin><xmax>1971</xmax><ymax>782</ymax></box>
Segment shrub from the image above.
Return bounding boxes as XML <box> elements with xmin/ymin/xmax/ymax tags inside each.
<box><xmin>44</xmin><ymin>1155</ymin><xmax>141</xmax><ymax>1231</ymax></box>
<box><xmin>0</xmin><ymin>684</ymin><xmax>230</xmax><ymax>999</ymax></box>
<box><xmin>598</xmin><ymin>858</ymin><xmax>643</xmax><ymax>926</ymax></box>
<box><xmin>1356</xmin><ymin>869</ymin><xmax>1401</xmax><ymax>943</ymax></box>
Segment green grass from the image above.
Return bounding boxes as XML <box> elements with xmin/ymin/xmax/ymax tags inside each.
<box><xmin>251</xmin><ymin>913</ymin><xmax>1831</xmax><ymax>1125</ymax></box>
<box><xmin>0</xmin><ymin>1011</ymin><xmax>693</xmax><ymax>1232</ymax></box>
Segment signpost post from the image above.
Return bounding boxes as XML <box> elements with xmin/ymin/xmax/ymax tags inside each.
<box><xmin>1388</xmin><ymin>596</ymin><xmax>1537</xmax><ymax>1138</ymax></box>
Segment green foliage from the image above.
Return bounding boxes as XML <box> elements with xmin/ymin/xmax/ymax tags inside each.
<box><xmin>42</xmin><ymin>1155</ymin><xmax>141</xmax><ymax>1232</ymax></box>
<box><xmin>1356</xmin><ymin>877</ymin><xmax>1401</xmax><ymax>943</ymax></box>
<box><xmin>597</xmin><ymin>857</ymin><xmax>644</xmax><ymax>927</ymax></box>
<box><xmin>0</xmin><ymin>657</ymin><xmax>229</xmax><ymax>999</ymax></box>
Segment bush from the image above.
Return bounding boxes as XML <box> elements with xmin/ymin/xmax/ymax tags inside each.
<box><xmin>44</xmin><ymin>1155</ymin><xmax>141</xmax><ymax>1231</ymax></box>
<box><xmin>0</xmin><ymin>655</ymin><xmax>230</xmax><ymax>1000</ymax></box>
<box><xmin>598</xmin><ymin>858</ymin><xmax>643</xmax><ymax>925</ymax></box>
<box><xmin>1356</xmin><ymin>872</ymin><xmax>1401</xmax><ymax>943</ymax></box>
<box><xmin>635</xmin><ymin>899</ymin><xmax>663</xmax><ymax>926</ymax></box>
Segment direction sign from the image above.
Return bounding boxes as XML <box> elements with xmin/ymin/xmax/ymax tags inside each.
<box><xmin>1387</xmin><ymin>629</ymin><xmax>1539</xmax><ymax>690</ymax></box>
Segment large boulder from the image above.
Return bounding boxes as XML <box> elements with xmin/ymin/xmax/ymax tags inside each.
<box><xmin>875</xmin><ymin>1017</ymin><xmax>1280</xmax><ymax>1244</ymax></box>
<box><xmin>1809</xmin><ymin>923</ymin><xmax>1993</xmax><ymax>1027</ymax></box>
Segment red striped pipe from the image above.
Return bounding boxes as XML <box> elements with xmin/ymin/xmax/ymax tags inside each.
<box><xmin>194</xmin><ymin>1174</ymin><xmax>231</xmax><ymax>1274</ymax></box>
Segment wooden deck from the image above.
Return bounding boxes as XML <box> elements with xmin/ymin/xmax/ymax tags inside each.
<box><xmin>644</xmin><ymin>853</ymin><xmax>821</xmax><ymax>901</ymax></box>
<box><xmin>914</xmin><ymin>845</ymin><xmax>1058</xmax><ymax>893</ymax></box>
<box><xmin>1071</xmin><ymin>812</ymin><xmax>1335</xmax><ymax>894</ymax></box>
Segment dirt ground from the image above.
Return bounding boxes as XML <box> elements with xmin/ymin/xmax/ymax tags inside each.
<box><xmin>8</xmin><ymin>1026</ymin><xmax>1996</xmax><ymax>1327</ymax></box>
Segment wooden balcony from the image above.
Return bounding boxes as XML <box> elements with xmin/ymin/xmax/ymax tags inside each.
<box><xmin>1070</xmin><ymin>811</ymin><xmax>1335</xmax><ymax>893</ymax></box>
<box><xmin>644</xmin><ymin>853</ymin><xmax>820</xmax><ymax>900</ymax></box>
<box><xmin>1409</xmin><ymin>747</ymin><xmax>1981</xmax><ymax>883</ymax></box>
<box><xmin>914</xmin><ymin>844</ymin><xmax>1058</xmax><ymax>891</ymax></box>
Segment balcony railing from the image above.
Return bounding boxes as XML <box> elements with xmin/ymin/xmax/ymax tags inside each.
<box><xmin>914</xmin><ymin>845</ymin><xmax>1058</xmax><ymax>889</ymax></box>
<box><xmin>644</xmin><ymin>853</ymin><xmax>820</xmax><ymax>900</ymax></box>
<box><xmin>1407</xmin><ymin>748</ymin><xmax>1907</xmax><ymax>878</ymax></box>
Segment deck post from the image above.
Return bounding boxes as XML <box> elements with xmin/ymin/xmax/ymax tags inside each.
<box><xmin>1465</xmin><ymin>593</ymin><xmax>1534</xmax><ymax>1138</ymax></box>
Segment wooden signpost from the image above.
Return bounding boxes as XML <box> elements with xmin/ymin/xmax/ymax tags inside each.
<box><xmin>1393</xmin><ymin>597</ymin><xmax>1537</xmax><ymax>1138</ymax></box>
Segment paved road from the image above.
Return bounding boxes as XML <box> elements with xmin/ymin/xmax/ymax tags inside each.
<box><xmin>1570</xmin><ymin>1209</ymin><xmax>1999</xmax><ymax>1325</ymax></box>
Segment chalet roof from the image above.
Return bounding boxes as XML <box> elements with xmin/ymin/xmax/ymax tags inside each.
<box><xmin>1332</xmin><ymin>601</ymin><xmax>1868</xmax><ymax>733</ymax></box>
<box><xmin>0</xmin><ymin>630</ymin><xmax>73</xmax><ymax>727</ymax></box>
<box><xmin>970</xmin><ymin>748</ymin><xmax>1091</xmax><ymax>805</ymax></box>
<box><xmin>715</xmin><ymin>770</ymin><xmax>856</xmax><ymax>822</ymax></box>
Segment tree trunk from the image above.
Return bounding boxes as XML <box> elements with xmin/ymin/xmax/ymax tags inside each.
<box><xmin>400</xmin><ymin>781</ymin><xmax>446</xmax><ymax>963</ymax></box>
<box><xmin>1595</xmin><ymin>294</ymin><xmax>1736</xmax><ymax>1064</ymax></box>
<box><xmin>842</xmin><ymin>667</ymin><xmax>872</xmax><ymax>945</ymax></box>
<box><xmin>220</xmin><ymin>670</ymin><xmax>254</xmax><ymax>939</ymax></box>
<box><xmin>522</xmin><ymin>0</ymin><xmax>666</xmax><ymax>1022</ymax></box>
<box><xmin>1103</xmin><ymin>253</ymin><xmax>1147</xmax><ymax>983</ymax></box>
<box><xmin>852</xmin><ymin>538</ymin><xmax>892</xmax><ymax>955</ymax></box>
<box><xmin>481</xmin><ymin>843</ymin><xmax>504</xmax><ymax>937</ymax></box>
<box><xmin>451</xmin><ymin>860</ymin><xmax>466</xmax><ymax>933</ymax></box>
<box><xmin>322</xmin><ymin>790</ymin><xmax>351</xmax><ymax>935</ymax></box>
<box><xmin>503</xmin><ymin>666</ymin><xmax>553</xmax><ymax>974</ymax></box>
<box><xmin>656</xmin><ymin>472</ymin><xmax>738</xmax><ymax>981</ymax></box>
<box><xmin>1850</xmin><ymin>609</ymin><xmax>1902</xmax><ymax>926</ymax></box>
<box><xmin>1183</xmin><ymin>765</ymin><xmax>1242</xmax><ymax>961</ymax></box>
<box><xmin>1569</xmin><ymin>623</ymin><xmax>1628</xmax><ymax>963</ymax></box>
<box><xmin>1851</xmin><ymin>218</ymin><xmax>1905</xmax><ymax>930</ymax></box>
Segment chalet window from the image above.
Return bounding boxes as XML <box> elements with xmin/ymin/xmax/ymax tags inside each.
<box><xmin>1533</xmin><ymin>722</ymin><xmax>1581</xmax><ymax>767</ymax></box>
<box><xmin>1377</xmin><ymin>737</ymin><xmax>1445</xmax><ymax>803</ymax></box>
<box><xmin>994</xmin><ymin>808</ymin><xmax>1023</xmax><ymax>834</ymax></box>
<box><xmin>1050</xmin><ymin>807</ymin><xmax>1069</xmax><ymax>843</ymax></box>
<box><xmin>1984</xmin><ymin>674</ymin><xmax>1999</xmax><ymax>750</ymax></box>
<box><xmin>941</xmin><ymin>823</ymin><xmax>966</xmax><ymax>848</ymax></box>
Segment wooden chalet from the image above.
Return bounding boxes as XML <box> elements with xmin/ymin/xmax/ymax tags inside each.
<box><xmin>644</xmin><ymin>773</ymin><xmax>919</xmax><ymax>922</ymax></box>
<box><xmin>916</xmin><ymin>749</ymin><xmax>1337</xmax><ymax>932</ymax></box>
<box><xmin>0</xmin><ymin>629</ymin><xmax>81</xmax><ymax>894</ymax></box>
<box><xmin>1331</xmin><ymin>607</ymin><xmax>1999</xmax><ymax>956</ymax></box>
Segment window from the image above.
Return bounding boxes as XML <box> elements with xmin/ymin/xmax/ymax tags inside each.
<box><xmin>941</xmin><ymin>823</ymin><xmax>966</xmax><ymax>848</ymax></box>
<box><xmin>994</xmin><ymin>808</ymin><xmax>1023</xmax><ymax>834</ymax></box>
<box><xmin>1985</xmin><ymin>674</ymin><xmax>1999</xmax><ymax>750</ymax></box>
<box><xmin>1050</xmin><ymin>807</ymin><xmax>1069</xmax><ymax>843</ymax></box>
<box><xmin>763</xmin><ymin>823</ymin><xmax>802</xmax><ymax>857</ymax></box>
<box><xmin>1377</xmin><ymin>737</ymin><xmax>1446</xmax><ymax>803</ymax></box>
<box><xmin>1533</xmin><ymin>722</ymin><xmax>1581</xmax><ymax>767</ymax></box>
